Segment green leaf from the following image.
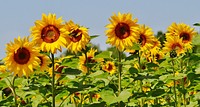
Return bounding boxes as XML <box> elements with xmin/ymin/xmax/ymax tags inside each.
<box><xmin>129</xmin><ymin>67</ymin><xmax>138</xmax><ymax>74</ymax></box>
<box><xmin>88</xmin><ymin>70</ymin><xmax>104</xmax><ymax>78</ymax></box>
<box><xmin>63</xmin><ymin>68</ymin><xmax>82</xmax><ymax>75</ymax></box>
<box><xmin>90</xmin><ymin>35</ymin><xmax>99</xmax><ymax>40</ymax></box>
<box><xmin>62</xmin><ymin>58</ymin><xmax>79</xmax><ymax>68</ymax></box>
<box><xmin>131</xmin><ymin>42</ymin><xmax>140</xmax><ymax>50</ymax></box>
<box><xmin>151</xmin><ymin>89</ymin><xmax>165</xmax><ymax>97</ymax></box>
<box><xmin>146</xmin><ymin>62</ymin><xmax>159</xmax><ymax>68</ymax></box>
<box><xmin>117</xmin><ymin>90</ymin><xmax>131</xmax><ymax>102</ymax></box>
<box><xmin>192</xmin><ymin>34</ymin><xmax>200</xmax><ymax>45</ymax></box>
<box><xmin>100</xmin><ymin>88</ymin><xmax>117</xmax><ymax>105</ymax></box>
<box><xmin>95</xmin><ymin>51</ymin><xmax>112</xmax><ymax>59</ymax></box>
<box><xmin>193</xmin><ymin>23</ymin><xmax>200</xmax><ymax>26</ymax></box>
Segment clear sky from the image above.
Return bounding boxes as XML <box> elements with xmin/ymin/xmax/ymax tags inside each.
<box><xmin>0</xmin><ymin>0</ymin><xmax>200</xmax><ymax>59</ymax></box>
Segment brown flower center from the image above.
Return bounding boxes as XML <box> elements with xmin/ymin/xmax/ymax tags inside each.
<box><xmin>85</xmin><ymin>56</ymin><xmax>96</xmax><ymax>64</ymax></box>
<box><xmin>171</xmin><ymin>43</ymin><xmax>182</xmax><ymax>50</ymax></box>
<box><xmin>41</xmin><ymin>25</ymin><xmax>60</xmax><ymax>43</ymax></box>
<box><xmin>180</xmin><ymin>32</ymin><xmax>190</xmax><ymax>43</ymax></box>
<box><xmin>115</xmin><ymin>23</ymin><xmax>130</xmax><ymax>39</ymax></box>
<box><xmin>69</xmin><ymin>29</ymin><xmax>82</xmax><ymax>42</ymax></box>
<box><xmin>14</xmin><ymin>47</ymin><xmax>30</xmax><ymax>64</ymax></box>
<box><xmin>107</xmin><ymin>63</ymin><xmax>113</xmax><ymax>71</ymax></box>
<box><xmin>155</xmin><ymin>54</ymin><xmax>161</xmax><ymax>60</ymax></box>
<box><xmin>38</xmin><ymin>56</ymin><xmax>43</xmax><ymax>66</ymax></box>
<box><xmin>139</xmin><ymin>34</ymin><xmax>147</xmax><ymax>46</ymax></box>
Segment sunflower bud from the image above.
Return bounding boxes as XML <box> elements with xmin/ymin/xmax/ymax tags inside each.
<box><xmin>170</xmin><ymin>50</ymin><xmax>177</xmax><ymax>58</ymax></box>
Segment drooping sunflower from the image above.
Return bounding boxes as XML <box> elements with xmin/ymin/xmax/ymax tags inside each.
<box><xmin>137</xmin><ymin>25</ymin><xmax>155</xmax><ymax>51</ymax></box>
<box><xmin>64</xmin><ymin>20</ymin><xmax>90</xmax><ymax>53</ymax></box>
<box><xmin>102</xmin><ymin>61</ymin><xmax>116</xmax><ymax>75</ymax></box>
<box><xmin>37</xmin><ymin>54</ymin><xmax>50</xmax><ymax>72</ymax></box>
<box><xmin>166</xmin><ymin>23</ymin><xmax>196</xmax><ymax>44</ymax></box>
<box><xmin>4</xmin><ymin>36</ymin><xmax>40</xmax><ymax>77</ymax></box>
<box><xmin>31</xmin><ymin>13</ymin><xmax>67</xmax><ymax>54</ymax></box>
<box><xmin>163</xmin><ymin>36</ymin><xmax>185</xmax><ymax>56</ymax></box>
<box><xmin>105</xmin><ymin>12</ymin><xmax>139</xmax><ymax>51</ymax></box>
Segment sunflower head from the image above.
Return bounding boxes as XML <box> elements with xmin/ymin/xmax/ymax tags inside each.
<box><xmin>79</xmin><ymin>49</ymin><xmax>103</xmax><ymax>73</ymax></box>
<box><xmin>64</xmin><ymin>20</ymin><xmax>90</xmax><ymax>53</ymax></box>
<box><xmin>102</xmin><ymin>61</ymin><xmax>116</xmax><ymax>75</ymax></box>
<box><xmin>163</xmin><ymin>36</ymin><xmax>185</xmax><ymax>56</ymax></box>
<box><xmin>105</xmin><ymin>12</ymin><xmax>139</xmax><ymax>51</ymax></box>
<box><xmin>0</xmin><ymin>65</ymin><xmax>6</xmax><ymax>73</ymax></box>
<box><xmin>31</xmin><ymin>13</ymin><xmax>67</xmax><ymax>54</ymax></box>
<box><xmin>37</xmin><ymin>54</ymin><xmax>50</xmax><ymax>72</ymax></box>
<box><xmin>137</xmin><ymin>25</ymin><xmax>155</xmax><ymax>50</ymax></box>
<box><xmin>166</xmin><ymin>23</ymin><xmax>197</xmax><ymax>44</ymax></box>
<box><xmin>4</xmin><ymin>36</ymin><xmax>40</xmax><ymax>77</ymax></box>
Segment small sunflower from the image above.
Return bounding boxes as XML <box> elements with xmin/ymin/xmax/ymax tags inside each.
<box><xmin>4</xmin><ymin>36</ymin><xmax>40</xmax><ymax>77</ymax></box>
<box><xmin>79</xmin><ymin>49</ymin><xmax>102</xmax><ymax>73</ymax></box>
<box><xmin>137</xmin><ymin>25</ymin><xmax>155</xmax><ymax>51</ymax></box>
<box><xmin>37</xmin><ymin>54</ymin><xmax>50</xmax><ymax>72</ymax></box>
<box><xmin>105</xmin><ymin>12</ymin><xmax>139</xmax><ymax>51</ymax></box>
<box><xmin>31</xmin><ymin>13</ymin><xmax>67</xmax><ymax>54</ymax></box>
<box><xmin>166</xmin><ymin>23</ymin><xmax>196</xmax><ymax>44</ymax></box>
<box><xmin>64</xmin><ymin>20</ymin><xmax>90</xmax><ymax>53</ymax></box>
<box><xmin>148</xmin><ymin>38</ymin><xmax>162</xmax><ymax>56</ymax></box>
<box><xmin>48</xmin><ymin>63</ymin><xmax>65</xmax><ymax>79</ymax></box>
<box><xmin>0</xmin><ymin>65</ymin><xmax>6</xmax><ymax>73</ymax></box>
<box><xmin>102</xmin><ymin>61</ymin><xmax>116</xmax><ymax>75</ymax></box>
<box><xmin>163</xmin><ymin>36</ymin><xmax>185</xmax><ymax>56</ymax></box>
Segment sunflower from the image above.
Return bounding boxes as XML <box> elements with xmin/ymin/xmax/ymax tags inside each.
<box><xmin>31</xmin><ymin>13</ymin><xmax>67</xmax><ymax>54</ymax></box>
<box><xmin>37</xmin><ymin>54</ymin><xmax>50</xmax><ymax>72</ymax></box>
<box><xmin>4</xmin><ymin>36</ymin><xmax>40</xmax><ymax>77</ymax></box>
<box><xmin>64</xmin><ymin>20</ymin><xmax>90</xmax><ymax>53</ymax></box>
<box><xmin>163</xmin><ymin>36</ymin><xmax>185</xmax><ymax>56</ymax></box>
<box><xmin>148</xmin><ymin>38</ymin><xmax>162</xmax><ymax>56</ymax></box>
<box><xmin>0</xmin><ymin>65</ymin><xmax>6</xmax><ymax>73</ymax></box>
<box><xmin>137</xmin><ymin>25</ymin><xmax>155</xmax><ymax>51</ymax></box>
<box><xmin>48</xmin><ymin>63</ymin><xmax>65</xmax><ymax>79</ymax></box>
<box><xmin>105</xmin><ymin>12</ymin><xmax>139</xmax><ymax>51</ymax></box>
<box><xmin>79</xmin><ymin>49</ymin><xmax>102</xmax><ymax>73</ymax></box>
<box><xmin>166</xmin><ymin>23</ymin><xmax>196</xmax><ymax>44</ymax></box>
<box><xmin>102</xmin><ymin>61</ymin><xmax>116</xmax><ymax>75</ymax></box>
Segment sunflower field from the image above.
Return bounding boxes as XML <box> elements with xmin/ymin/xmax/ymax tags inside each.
<box><xmin>1</xmin><ymin>12</ymin><xmax>200</xmax><ymax>107</ymax></box>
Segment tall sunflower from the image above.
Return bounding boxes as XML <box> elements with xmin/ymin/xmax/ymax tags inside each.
<box><xmin>105</xmin><ymin>12</ymin><xmax>139</xmax><ymax>51</ymax></box>
<box><xmin>4</xmin><ymin>36</ymin><xmax>40</xmax><ymax>77</ymax></box>
<box><xmin>163</xmin><ymin>36</ymin><xmax>185</xmax><ymax>56</ymax></box>
<box><xmin>64</xmin><ymin>20</ymin><xmax>90</xmax><ymax>53</ymax></box>
<box><xmin>102</xmin><ymin>61</ymin><xmax>116</xmax><ymax>75</ymax></box>
<box><xmin>30</xmin><ymin>13</ymin><xmax>67</xmax><ymax>54</ymax></box>
<box><xmin>166</xmin><ymin>23</ymin><xmax>196</xmax><ymax>44</ymax></box>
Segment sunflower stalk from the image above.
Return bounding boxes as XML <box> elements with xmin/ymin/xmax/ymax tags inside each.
<box><xmin>138</xmin><ymin>50</ymin><xmax>144</xmax><ymax>107</ymax></box>
<box><xmin>117</xmin><ymin>50</ymin><xmax>122</xmax><ymax>107</ymax></box>
<box><xmin>181</xmin><ymin>59</ymin><xmax>187</xmax><ymax>107</ymax></box>
<box><xmin>51</xmin><ymin>53</ymin><xmax>56</xmax><ymax>107</ymax></box>
<box><xmin>6</xmin><ymin>76</ymin><xmax>18</xmax><ymax>107</ymax></box>
<box><xmin>172</xmin><ymin>59</ymin><xmax>177</xmax><ymax>107</ymax></box>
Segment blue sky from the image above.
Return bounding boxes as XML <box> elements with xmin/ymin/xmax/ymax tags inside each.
<box><xmin>0</xmin><ymin>0</ymin><xmax>200</xmax><ymax>59</ymax></box>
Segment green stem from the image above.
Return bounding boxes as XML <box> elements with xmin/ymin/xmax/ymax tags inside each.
<box><xmin>172</xmin><ymin>59</ymin><xmax>177</xmax><ymax>107</ymax></box>
<box><xmin>6</xmin><ymin>76</ymin><xmax>17</xmax><ymax>107</ymax></box>
<box><xmin>118</xmin><ymin>50</ymin><xmax>122</xmax><ymax>107</ymax></box>
<box><xmin>51</xmin><ymin>53</ymin><xmax>55</xmax><ymax>107</ymax></box>
<box><xmin>84</xmin><ymin>52</ymin><xmax>89</xmax><ymax>75</ymax></box>
<box><xmin>138</xmin><ymin>51</ymin><xmax>143</xmax><ymax>107</ymax></box>
<box><xmin>181</xmin><ymin>59</ymin><xmax>186</xmax><ymax>107</ymax></box>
